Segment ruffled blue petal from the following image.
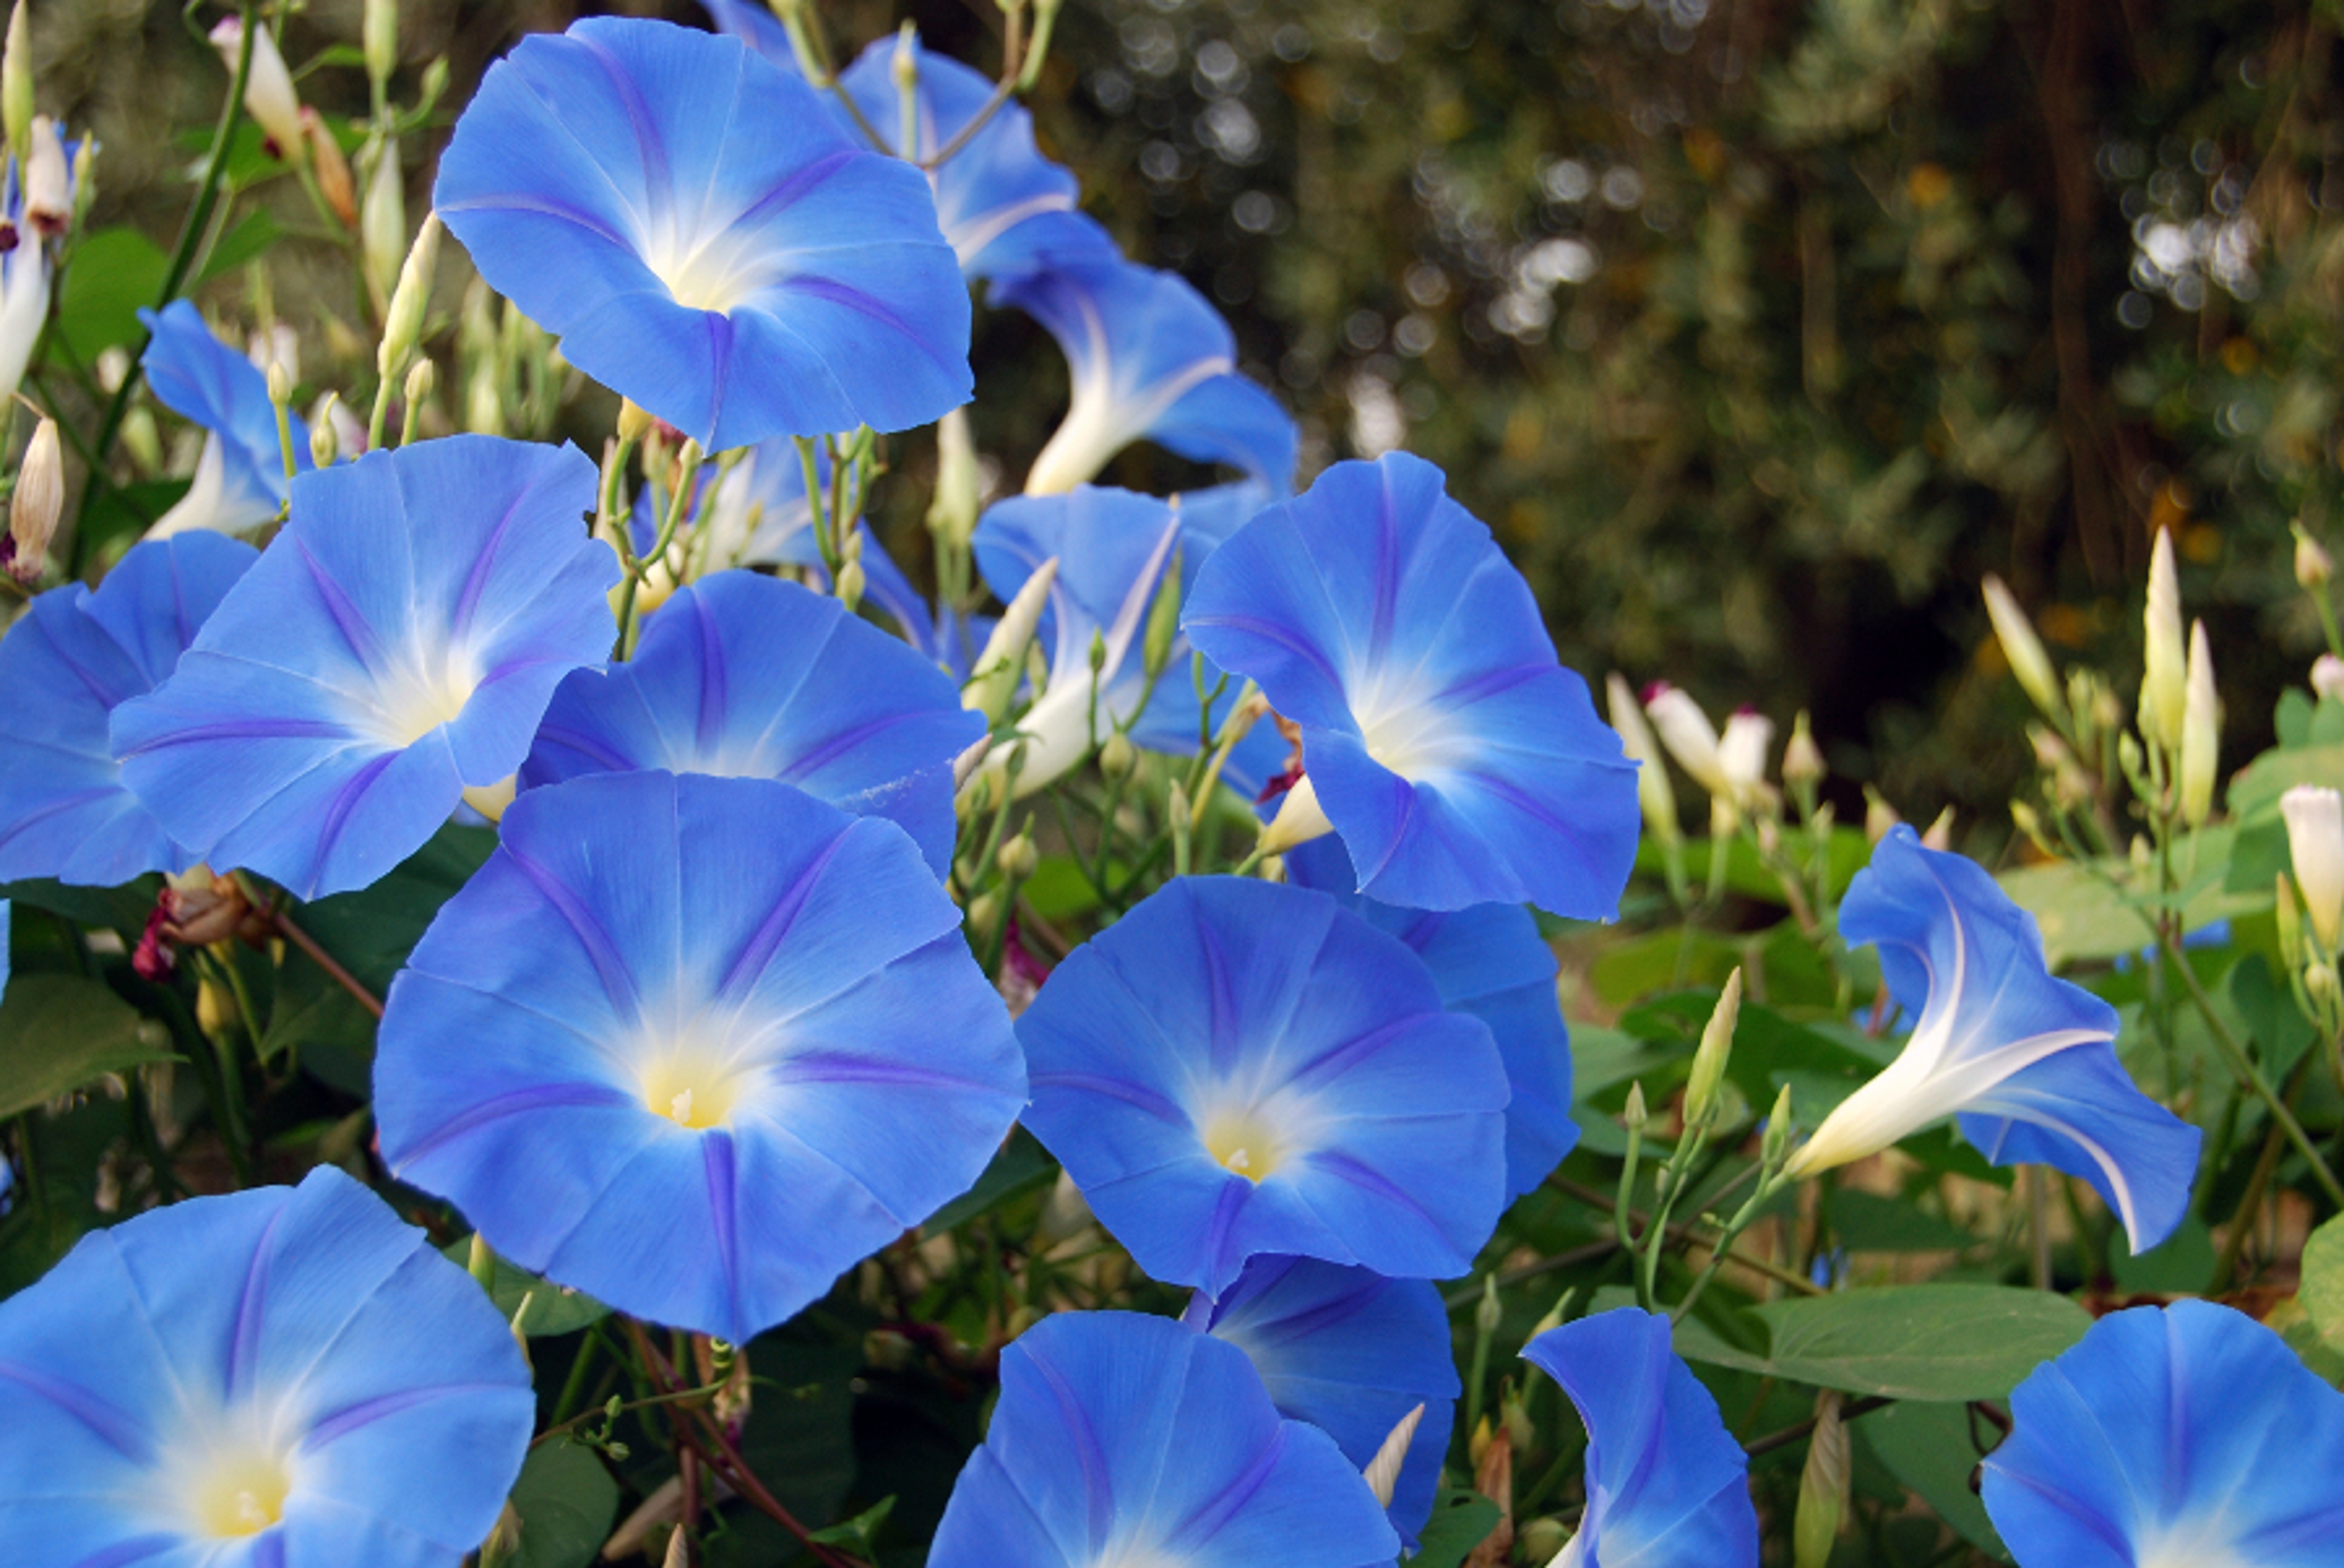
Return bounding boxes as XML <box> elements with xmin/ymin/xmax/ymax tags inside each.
<box><xmin>1286</xmin><ymin>838</ymin><xmax>1575</xmax><ymax>1199</ymax></box>
<box><xmin>374</xmin><ymin>770</ymin><xmax>1024</xmax><ymax>1342</ymax></box>
<box><xmin>836</xmin><ymin>34</ymin><xmax>1110</xmax><ymax>280</ymax></box>
<box><xmin>110</xmin><ymin>437</ymin><xmax>615</xmax><ymax>900</ymax></box>
<box><xmin>0</xmin><ymin>1167</ymin><xmax>532</xmax><ymax>1564</ymax></box>
<box><xmin>1981</xmin><ymin>1300</ymin><xmax>2344</xmax><ymax>1568</ymax></box>
<box><xmin>139</xmin><ymin>301</ymin><xmax>311</xmax><ymax>528</ymax></box>
<box><xmin>1193</xmin><ymin>1255</ymin><xmax>1458</xmax><ymax>1546</ymax></box>
<box><xmin>0</xmin><ymin>533</ymin><xmax>256</xmax><ymax>884</ymax></box>
<box><xmin>435</xmin><ymin>16</ymin><xmax>971</xmax><ymax>450</ymax></box>
<box><xmin>1521</xmin><ymin>1308</ymin><xmax>1759</xmax><ymax>1568</ymax></box>
<box><xmin>994</xmin><ymin>255</ymin><xmax>1297</xmax><ymax>492</ymax></box>
<box><xmin>1799</xmin><ymin>825</ymin><xmax>2201</xmax><ymax>1253</ymax></box>
<box><xmin>521</xmin><ymin>571</ymin><xmax>980</xmax><ymax>872</ymax></box>
<box><xmin>1184</xmin><ymin>451</ymin><xmax>1640</xmax><ymax>916</ymax></box>
<box><xmin>930</xmin><ymin>1311</ymin><xmax>1398</xmax><ymax>1568</ymax></box>
<box><xmin>1017</xmin><ymin>876</ymin><xmax>1508</xmax><ymax>1297</ymax></box>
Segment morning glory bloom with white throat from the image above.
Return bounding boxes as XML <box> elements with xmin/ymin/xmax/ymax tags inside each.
<box><xmin>0</xmin><ymin>1166</ymin><xmax>533</xmax><ymax>1564</ymax></box>
<box><xmin>1785</xmin><ymin>824</ymin><xmax>2200</xmax><ymax>1254</ymax></box>
<box><xmin>435</xmin><ymin>16</ymin><xmax>972</xmax><ymax>451</ymax></box>
<box><xmin>137</xmin><ymin>300</ymin><xmax>313</xmax><ymax>540</ymax></box>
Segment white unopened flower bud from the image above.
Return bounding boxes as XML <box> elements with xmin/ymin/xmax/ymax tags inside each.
<box><xmin>1684</xmin><ymin>967</ymin><xmax>1741</xmax><ymax>1129</ymax></box>
<box><xmin>308</xmin><ymin>396</ymin><xmax>339</xmax><ymax>467</ymax></box>
<box><xmin>377</xmin><ymin>212</ymin><xmax>441</xmax><ymax>378</ymax></box>
<box><xmin>2296</xmin><ymin>522</ymin><xmax>2335</xmax><ymax>590</ymax></box>
<box><xmin>835</xmin><ymin>557</ymin><xmax>866</xmax><ymax>613</ymax></box>
<box><xmin>360</xmin><ymin>138</ymin><xmax>406</xmax><ymax>314</ymax></box>
<box><xmin>1644</xmin><ymin>682</ymin><xmax>1729</xmax><ymax>795</ymax></box>
<box><xmin>364</xmin><ymin>0</ymin><xmax>399</xmax><ymax>91</ymax></box>
<box><xmin>1363</xmin><ymin>1404</ymin><xmax>1425</xmax><ymax>1510</ymax></box>
<box><xmin>963</xmin><ymin>559</ymin><xmax>1057</xmax><ymax>723</ymax></box>
<box><xmin>1098</xmin><ymin>729</ymin><xmax>1135</xmax><ymax>780</ymax></box>
<box><xmin>2179</xmin><ymin>620</ymin><xmax>2218</xmax><ymax>826</ymax></box>
<box><xmin>2282</xmin><ymin>784</ymin><xmax>2344</xmax><ymax>955</ymax></box>
<box><xmin>1718</xmin><ymin>709</ymin><xmax>1774</xmax><ymax>801</ymax></box>
<box><xmin>2141</xmin><ymin>527</ymin><xmax>2187</xmax><ymax>746</ymax></box>
<box><xmin>21</xmin><ymin>114</ymin><xmax>68</xmax><ymax>239</ymax></box>
<box><xmin>1607</xmin><ymin>673</ymin><xmax>1680</xmax><ymax>848</ymax></box>
<box><xmin>1862</xmin><ymin>787</ymin><xmax>1899</xmax><ymax>846</ymax></box>
<box><xmin>5</xmin><ymin>413</ymin><xmax>60</xmax><ymax>585</ymax></box>
<box><xmin>2</xmin><ymin>1</ymin><xmax>29</xmax><ymax>176</ymax></box>
<box><xmin>1981</xmin><ymin>574</ymin><xmax>2063</xmax><ymax>722</ymax></box>
<box><xmin>926</xmin><ymin>406</ymin><xmax>980</xmax><ymax>550</ymax></box>
<box><xmin>1781</xmin><ymin>710</ymin><xmax>1825</xmax><ymax>787</ymax></box>
<box><xmin>211</xmin><ymin>18</ymin><xmax>305</xmax><ymax>164</ymax></box>
<box><xmin>1921</xmin><ymin>806</ymin><xmax>1955</xmax><ymax>851</ymax></box>
<box><xmin>2313</xmin><ymin>654</ymin><xmax>2344</xmax><ymax>704</ymax></box>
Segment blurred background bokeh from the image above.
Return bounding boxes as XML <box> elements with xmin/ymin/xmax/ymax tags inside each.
<box><xmin>36</xmin><ymin>0</ymin><xmax>2344</xmax><ymax>837</ymax></box>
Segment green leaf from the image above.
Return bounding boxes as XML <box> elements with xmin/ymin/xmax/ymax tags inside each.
<box><xmin>2229</xmin><ymin>952</ymin><xmax>2317</xmax><ymax>1079</ymax></box>
<box><xmin>1827</xmin><ymin>1190</ymin><xmax>1983</xmax><ymax>1253</ymax></box>
<box><xmin>440</xmin><ymin>1238</ymin><xmax>610</xmax><ymax>1338</ymax></box>
<box><xmin>78</xmin><ymin>480</ymin><xmax>190</xmax><ymax>563</ymax></box>
<box><xmin>0</xmin><ymin>975</ymin><xmax>176</xmax><ymax>1119</ymax></box>
<box><xmin>1674</xmin><ymin>1285</ymin><xmax>2091</xmax><ymax>1401</ymax></box>
<box><xmin>2304</xmin><ymin>1215</ymin><xmax>2344</xmax><ymax>1346</ymax></box>
<box><xmin>0</xmin><ymin>875</ymin><xmax>159</xmax><ymax>938</ymax></box>
<box><xmin>1999</xmin><ymin>837</ymin><xmax>2255</xmax><ymax>967</ymax></box>
<box><xmin>256</xmin><ymin>947</ymin><xmax>377</xmax><ymax>1066</ymax></box>
<box><xmin>1859</xmin><ymin>1401</ymin><xmax>2011</xmax><ymax>1562</ymax></box>
<box><xmin>196</xmin><ymin>209</ymin><xmax>286</xmax><ymax>284</ymax></box>
<box><xmin>1406</xmin><ymin>1488</ymin><xmax>1502</xmax><ymax>1568</ymax></box>
<box><xmin>806</xmin><ymin>1495</ymin><xmax>895</xmax><ymax>1554</ymax></box>
<box><xmin>55</xmin><ymin>226</ymin><xmax>170</xmax><ymax>365</ymax></box>
<box><xmin>504</xmin><ymin>1439</ymin><xmax>618</xmax><ymax>1568</ymax></box>
<box><xmin>294</xmin><ymin>823</ymin><xmax>497</xmax><ymax>993</ymax></box>
<box><xmin>703</xmin><ymin>1342</ymin><xmax>859</xmax><ymax>1568</ymax></box>
<box><xmin>927</xmin><ymin>1130</ymin><xmax>1055</xmax><ymax>1231</ymax></box>
<box><xmin>2109</xmin><ymin>1216</ymin><xmax>2216</xmax><ymax>1296</ymax></box>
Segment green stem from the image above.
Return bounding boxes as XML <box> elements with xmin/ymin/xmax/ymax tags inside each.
<box><xmin>2166</xmin><ymin>928</ymin><xmax>2344</xmax><ymax>1209</ymax></box>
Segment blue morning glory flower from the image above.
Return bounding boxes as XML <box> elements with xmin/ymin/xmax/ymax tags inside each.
<box><xmin>138</xmin><ymin>300</ymin><xmax>311</xmax><ymax>540</ymax></box>
<box><xmin>1521</xmin><ymin>1307</ymin><xmax>1759</xmax><ymax>1568</ymax></box>
<box><xmin>0</xmin><ymin>533</ymin><xmax>256</xmax><ymax>885</ymax></box>
<box><xmin>1187</xmin><ymin>1254</ymin><xmax>1458</xmax><ymax>1546</ymax></box>
<box><xmin>1016</xmin><ymin>875</ymin><xmax>1508</xmax><ymax>1297</ymax></box>
<box><xmin>1286</xmin><ymin>837</ymin><xmax>1576</xmax><ymax>1201</ymax></box>
<box><xmin>1981</xmin><ymin>1300</ymin><xmax>2344</xmax><ymax>1567</ymax></box>
<box><xmin>836</xmin><ymin>35</ymin><xmax>1117</xmax><ymax>280</ymax></box>
<box><xmin>1784</xmin><ymin>825</ymin><xmax>2201</xmax><ymax>1254</ymax></box>
<box><xmin>435</xmin><ymin>16</ymin><xmax>971</xmax><ymax>452</ymax></box>
<box><xmin>1184</xmin><ymin>450</ymin><xmax>1641</xmax><ymax>916</ymax></box>
<box><xmin>698</xmin><ymin>0</ymin><xmax>800</xmax><ymax>67</ymax></box>
<box><xmin>519</xmin><ymin>570</ymin><xmax>981</xmax><ymax>872</ymax></box>
<box><xmin>373</xmin><ymin>770</ymin><xmax>1026</xmax><ymax>1343</ymax></box>
<box><xmin>971</xmin><ymin>485</ymin><xmax>1285</xmax><ymax>798</ymax></box>
<box><xmin>0</xmin><ymin>1165</ymin><xmax>533</xmax><ymax>1564</ymax></box>
<box><xmin>929</xmin><ymin>1310</ymin><xmax>1399</xmax><ymax>1568</ymax></box>
<box><xmin>996</xmin><ymin>253</ymin><xmax>1297</xmax><ymax>494</ymax></box>
<box><xmin>110</xmin><ymin>436</ymin><xmax>618</xmax><ymax>901</ymax></box>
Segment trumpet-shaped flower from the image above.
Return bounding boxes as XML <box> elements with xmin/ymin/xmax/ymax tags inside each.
<box><xmin>110</xmin><ymin>436</ymin><xmax>618</xmax><ymax>901</ymax></box>
<box><xmin>138</xmin><ymin>300</ymin><xmax>312</xmax><ymax>539</ymax></box>
<box><xmin>997</xmin><ymin>253</ymin><xmax>1296</xmax><ymax>494</ymax></box>
<box><xmin>1187</xmin><ymin>1255</ymin><xmax>1458</xmax><ymax>1545</ymax></box>
<box><xmin>929</xmin><ymin>1310</ymin><xmax>1398</xmax><ymax>1568</ymax></box>
<box><xmin>971</xmin><ymin>486</ymin><xmax>1284</xmax><ymax>798</ymax></box>
<box><xmin>0</xmin><ymin>121</ymin><xmax>77</xmax><ymax>410</ymax></box>
<box><xmin>1980</xmin><ymin>1300</ymin><xmax>2344</xmax><ymax>1568</ymax></box>
<box><xmin>0</xmin><ymin>1165</ymin><xmax>533</xmax><ymax>1564</ymax></box>
<box><xmin>1521</xmin><ymin>1308</ymin><xmax>1759</xmax><ymax>1568</ymax></box>
<box><xmin>836</xmin><ymin>34</ymin><xmax>1116</xmax><ymax>280</ymax></box>
<box><xmin>374</xmin><ymin>770</ymin><xmax>1026</xmax><ymax>1343</ymax></box>
<box><xmin>1016</xmin><ymin>875</ymin><xmax>1508</xmax><ymax>1297</ymax></box>
<box><xmin>435</xmin><ymin>16</ymin><xmax>971</xmax><ymax>452</ymax></box>
<box><xmin>1184</xmin><ymin>451</ymin><xmax>1640</xmax><ymax>916</ymax></box>
<box><xmin>520</xmin><ymin>571</ymin><xmax>981</xmax><ymax>872</ymax></box>
<box><xmin>1286</xmin><ymin>837</ymin><xmax>1576</xmax><ymax>1199</ymax></box>
<box><xmin>0</xmin><ymin>533</ymin><xmax>255</xmax><ymax>884</ymax></box>
<box><xmin>1784</xmin><ymin>825</ymin><xmax>2199</xmax><ymax>1254</ymax></box>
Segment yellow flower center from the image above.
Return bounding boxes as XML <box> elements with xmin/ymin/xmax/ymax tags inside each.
<box><xmin>188</xmin><ymin>1448</ymin><xmax>291</xmax><ymax>1539</ymax></box>
<box><xmin>640</xmin><ymin>1048</ymin><xmax>745</xmax><ymax>1131</ymax></box>
<box><xmin>1203</xmin><ymin>1111</ymin><xmax>1284</xmax><ymax>1182</ymax></box>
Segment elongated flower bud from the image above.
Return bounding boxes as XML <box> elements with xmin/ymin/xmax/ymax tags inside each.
<box><xmin>2315</xmin><ymin>654</ymin><xmax>2344</xmax><ymax>704</ymax></box>
<box><xmin>1921</xmin><ymin>806</ymin><xmax>1955</xmax><ymax>851</ymax></box>
<box><xmin>963</xmin><ymin>558</ymin><xmax>1057</xmax><ymax>723</ymax></box>
<box><xmin>1643</xmin><ymin>682</ymin><xmax>1729</xmax><ymax>795</ymax></box>
<box><xmin>1793</xmin><ymin>1391</ymin><xmax>1850</xmax><ymax>1568</ymax></box>
<box><xmin>304</xmin><ymin>110</ymin><xmax>356</xmax><ymax>228</ymax></box>
<box><xmin>1607</xmin><ymin>673</ymin><xmax>1680</xmax><ymax>848</ymax></box>
<box><xmin>4</xmin><ymin>413</ymin><xmax>59</xmax><ymax>585</ymax></box>
<box><xmin>1684</xmin><ymin>967</ymin><xmax>1742</xmax><ymax>1129</ymax></box>
<box><xmin>1981</xmin><ymin>573</ymin><xmax>2063</xmax><ymax>722</ymax></box>
<box><xmin>1362</xmin><ymin>1403</ymin><xmax>1424</xmax><ymax>1509</ymax></box>
<box><xmin>360</xmin><ymin>138</ymin><xmax>405</xmax><ymax>313</ymax></box>
<box><xmin>21</xmin><ymin>114</ymin><xmax>67</xmax><ymax>239</ymax></box>
<box><xmin>2282</xmin><ymin>784</ymin><xmax>2344</xmax><ymax>955</ymax></box>
<box><xmin>2179</xmin><ymin>620</ymin><xmax>2218</xmax><ymax>826</ymax></box>
<box><xmin>2</xmin><ymin>1</ymin><xmax>29</xmax><ymax>176</ymax></box>
<box><xmin>377</xmin><ymin>212</ymin><xmax>440</xmax><ymax>377</ymax></box>
<box><xmin>1141</xmin><ymin>547</ymin><xmax>1181</xmax><ymax>681</ymax></box>
<box><xmin>1862</xmin><ymin>786</ymin><xmax>1899</xmax><ymax>845</ymax></box>
<box><xmin>364</xmin><ymin>0</ymin><xmax>399</xmax><ymax>92</ymax></box>
<box><xmin>1718</xmin><ymin>709</ymin><xmax>1774</xmax><ymax>802</ymax></box>
<box><xmin>1782</xmin><ymin>710</ymin><xmax>1825</xmax><ymax>787</ymax></box>
<box><xmin>211</xmin><ymin>18</ymin><xmax>305</xmax><ymax>163</ymax></box>
<box><xmin>2142</xmin><ymin>527</ymin><xmax>2187</xmax><ymax>746</ymax></box>
<box><xmin>926</xmin><ymin>406</ymin><xmax>980</xmax><ymax>550</ymax></box>
<box><xmin>2296</xmin><ymin>522</ymin><xmax>2334</xmax><ymax>590</ymax></box>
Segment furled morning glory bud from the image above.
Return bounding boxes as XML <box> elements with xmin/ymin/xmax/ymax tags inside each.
<box><xmin>2141</xmin><ymin>526</ymin><xmax>2186</xmax><ymax>746</ymax></box>
<box><xmin>963</xmin><ymin>555</ymin><xmax>1057</xmax><ymax>723</ymax></box>
<box><xmin>377</xmin><ymin>211</ymin><xmax>440</xmax><ymax>378</ymax></box>
<box><xmin>21</xmin><ymin>114</ymin><xmax>67</xmax><ymax>239</ymax></box>
<box><xmin>1141</xmin><ymin>541</ymin><xmax>1182</xmax><ymax>681</ymax></box>
<box><xmin>2</xmin><ymin>1</ymin><xmax>29</xmax><ymax>173</ymax></box>
<box><xmin>211</xmin><ymin>17</ymin><xmax>305</xmax><ymax>163</ymax></box>
<box><xmin>997</xmin><ymin>828</ymin><xmax>1038</xmax><ymax>881</ymax></box>
<box><xmin>1607</xmin><ymin>673</ymin><xmax>1680</xmax><ymax>850</ymax></box>
<box><xmin>1521</xmin><ymin>1309</ymin><xmax>1759</xmax><ymax>1568</ymax></box>
<box><xmin>360</xmin><ymin>137</ymin><xmax>405</xmax><ymax>312</ymax></box>
<box><xmin>2315</xmin><ymin>652</ymin><xmax>2344</xmax><ymax>703</ymax></box>
<box><xmin>927</xmin><ymin>406</ymin><xmax>980</xmax><ymax>549</ymax></box>
<box><xmin>307</xmin><ymin>398</ymin><xmax>338</xmax><ymax>467</ymax></box>
<box><xmin>1643</xmin><ymin>681</ymin><xmax>1730</xmax><ymax>797</ymax></box>
<box><xmin>2295</xmin><ymin>521</ymin><xmax>2334</xmax><ymax>589</ymax></box>
<box><xmin>4</xmin><ymin>412</ymin><xmax>59</xmax><ymax>585</ymax></box>
<box><xmin>1862</xmin><ymin>786</ymin><xmax>1898</xmax><ymax>845</ymax></box>
<box><xmin>1981</xmin><ymin>573</ymin><xmax>2063</xmax><ymax>723</ymax></box>
<box><xmin>1980</xmin><ymin>1302</ymin><xmax>2344</xmax><ymax>1568</ymax></box>
<box><xmin>1781</xmin><ymin>709</ymin><xmax>1825</xmax><ymax>787</ymax></box>
<box><xmin>929</xmin><ymin>1313</ymin><xmax>1398</xmax><ymax>1568</ymax></box>
<box><xmin>364</xmin><ymin>0</ymin><xmax>399</xmax><ymax>90</ymax></box>
<box><xmin>1785</xmin><ymin>827</ymin><xmax>2199</xmax><ymax>1254</ymax></box>
<box><xmin>1920</xmin><ymin>805</ymin><xmax>1954</xmax><ymax>851</ymax></box>
<box><xmin>1098</xmin><ymin>727</ymin><xmax>1135</xmax><ymax>780</ymax></box>
<box><xmin>303</xmin><ymin>110</ymin><xmax>356</xmax><ymax>228</ymax></box>
<box><xmin>2282</xmin><ymin>784</ymin><xmax>2344</xmax><ymax>955</ymax></box>
<box><xmin>1684</xmin><ymin>967</ymin><xmax>1742</xmax><ymax>1130</ymax></box>
<box><xmin>2179</xmin><ymin>619</ymin><xmax>2218</xmax><ymax>826</ymax></box>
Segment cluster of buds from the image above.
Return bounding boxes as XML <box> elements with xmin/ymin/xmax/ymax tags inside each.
<box><xmin>131</xmin><ymin>867</ymin><xmax>266</xmax><ymax>981</ymax></box>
